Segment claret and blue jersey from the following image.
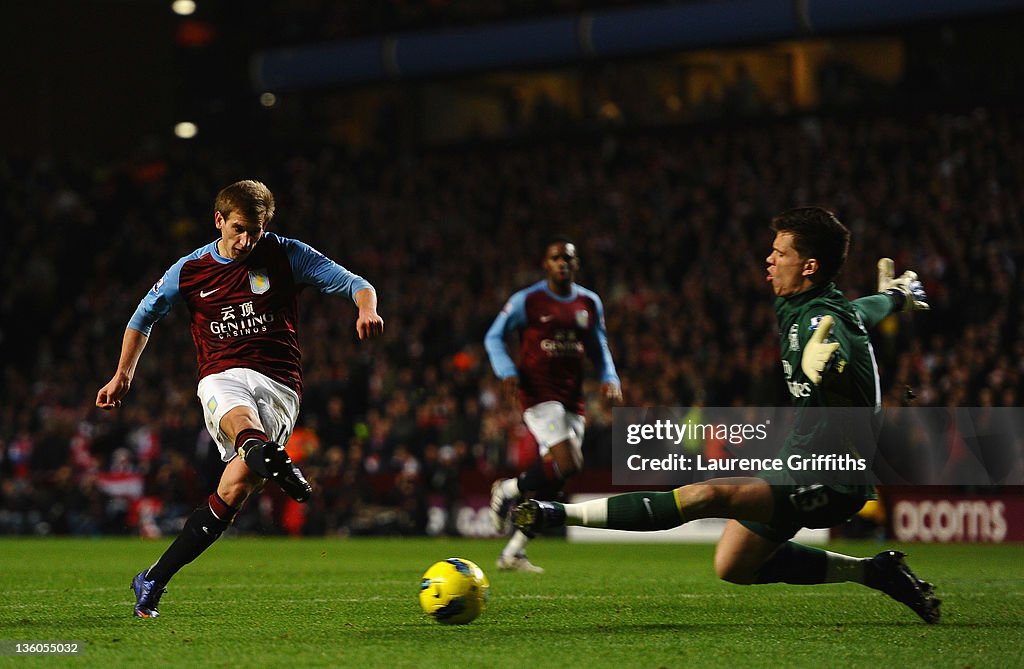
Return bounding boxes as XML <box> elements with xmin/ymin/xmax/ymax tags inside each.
<box><xmin>485</xmin><ymin>280</ymin><xmax>619</xmax><ymax>414</ymax></box>
<box><xmin>128</xmin><ymin>232</ymin><xmax>371</xmax><ymax>397</ymax></box>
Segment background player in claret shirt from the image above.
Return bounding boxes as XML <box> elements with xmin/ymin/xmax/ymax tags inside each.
<box><xmin>485</xmin><ymin>236</ymin><xmax>621</xmax><ymax>573</ymax></box>
<box><xmin>516</xmin><ymin>208</ymin><xmax>941</xmax><ymax>624</ymax></box>
<box><xmin>96</xmin><ymin>180</ymin><xmax>384</xmax><ymax>618</ymax></box>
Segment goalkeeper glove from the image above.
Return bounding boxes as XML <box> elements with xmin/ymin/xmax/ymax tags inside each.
<box><xmin>878</xmin><ymin>258</ymin><xmax>929</xmax><ymax>311</ymax></box>
<box><xmin>801</xmin><ymin>315</ymin><xmax>840</xmax><ymax>385</ymax></box>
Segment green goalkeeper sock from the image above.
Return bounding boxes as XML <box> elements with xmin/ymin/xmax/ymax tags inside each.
<box><xmin>606</xmin><ymin>491</ymin><xmax>684</xmax><ymax>531</ymax></box>
<box><xmin>754</xmin><ymin>542</ymin><xmax>868</xmax><ymax>585</ymax></box>
<box><xmin>754</xmin><ymin>542</ymin><xmax>827</xmax><ymax>585</ymax></box>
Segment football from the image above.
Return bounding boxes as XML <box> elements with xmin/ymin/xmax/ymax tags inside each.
<box><xmin>418</xmin><ymin>557</ymin><xmax>490</xmax><ymax>624</ymax></box>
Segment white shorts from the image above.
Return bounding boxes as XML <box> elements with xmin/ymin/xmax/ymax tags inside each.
<box><xmin>196</xmin><ymin>368</ymin><xmax>301</xmax><ymax>462</ymax></box>
<box><xmin>522</xmin><ymin>400</ymin><xmax>585</xmax><ymax>457</ymax></box>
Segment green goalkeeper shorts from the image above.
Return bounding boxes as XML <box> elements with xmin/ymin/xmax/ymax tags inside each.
<box><xmin>739</xmin><ymin>483</ymin><xmax>868</xmax><ymax>543</ymax></box>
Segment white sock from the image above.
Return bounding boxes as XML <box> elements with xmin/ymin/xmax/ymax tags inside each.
<box><xmin>502</xmin><ymin>530</ymin><xmax>530</xmax><ymax>559</ymax></box>
<box><xmin>563</xmin><ymin>498</ymin><xmax>608</xmax><ymax>528</ymax></box>
<box><xmin>502</xmin><ymin>477</ymin><xmax>520</xmax><ymax>498</ymax></box>
<box><xmin>824</xmin><ymin>551</ymin><xmax>868</xmax><ymax>584</ymax></box>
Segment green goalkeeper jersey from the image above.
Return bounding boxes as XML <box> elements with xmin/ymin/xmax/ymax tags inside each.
<box><xmin>773</xmin><ymin>282</ymin><xmax>896</xmax><ymax>494</ymax></box>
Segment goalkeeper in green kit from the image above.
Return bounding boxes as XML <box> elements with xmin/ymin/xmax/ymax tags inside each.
<box><xmin>515</xmin><ymin>206</ymin><xmax>941</xmax><ymax>624</ymax></box>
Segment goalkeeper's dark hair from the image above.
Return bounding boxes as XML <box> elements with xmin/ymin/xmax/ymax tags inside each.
<box><xmin>215</xmin><ymin>180</ymin><xmax>276</xmax><ymax>227</ymax></box>
<box><xmin>770</xmin><ymin>207</ymin><xmax>850</xmax><ymax>284</ymax></box>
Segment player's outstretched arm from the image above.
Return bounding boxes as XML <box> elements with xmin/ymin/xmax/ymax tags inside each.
<box><xmin>601</xmin><ymin>382</ymin><xmax>623</xmax><ymax>403</ymax></box>
<box><xmin>501</xmin><ymin>376</ymin><xmax>520</xmax><ymax>406</ymax></box>
<box><xmin>354</xmin><ymin>288</ymin><xmax>384</xmax><ymax>340</ymax></box>
<box><xmin>878</xmin><ymin>258</ymin><xmax>929</xmax><ymax>311</ymax></box>
<box><xmin>853</xmin><ymin>258</ymin><xmax>930</xmax><ymax>328</ymax></box>
<box><xmin>96</xmin><ymin>327</ymin><xmax>149</xmax><ymax>409</ymax></box>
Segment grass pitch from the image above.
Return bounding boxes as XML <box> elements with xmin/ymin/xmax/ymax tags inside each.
<box><xmin>0</xmin><ymin>537</ymin><xmax>1020</xmax><ymax>668</ymax></box>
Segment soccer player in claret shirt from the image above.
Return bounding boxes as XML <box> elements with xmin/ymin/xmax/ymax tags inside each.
<box><xmin>516</xmin><ymin>208</ymin><xmax>941</xmax><ymax>623</ymax></box>
<box><xmin>485</xmin><ymin>236</ymin><xmax>621</xmax><ymax>573</ymax></box>
<box><xmin>96</xmin><ymin>180</ymin><xmax>384</xmax><ymax>618</ymax></box>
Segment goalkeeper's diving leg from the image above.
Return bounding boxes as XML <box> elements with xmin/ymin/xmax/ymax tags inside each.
<box><xmin>513</xmin><ymin>478</ymin><xmax>940</xmax><ymax>623</ymax></box>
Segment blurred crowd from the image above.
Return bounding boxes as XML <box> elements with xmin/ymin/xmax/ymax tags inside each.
<box><xmin>1</xmin><ymin>104</ymin><xmax>1021</xmax><ymax>537</ymax></box>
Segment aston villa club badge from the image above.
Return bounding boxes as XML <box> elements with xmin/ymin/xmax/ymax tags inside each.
<box><xmin>249</xmin><ymin>269</ymin><xmax>270</xmax><ymax>294</ymax></box>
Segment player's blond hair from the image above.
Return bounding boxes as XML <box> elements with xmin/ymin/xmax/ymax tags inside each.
<box><xmin>215</xmin><ymin>180</ymin><xmax>276</xmax><ymax>227</ymax></box>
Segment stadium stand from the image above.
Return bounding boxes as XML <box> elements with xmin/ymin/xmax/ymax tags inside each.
<box><xmin>1</xmin><ymin>3</ymin><xmax>1021</xmax><ymax>538</ymax></box>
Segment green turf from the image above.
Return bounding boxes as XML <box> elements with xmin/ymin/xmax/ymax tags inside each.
<box><xmin>0</xmin><ymin>537</ymin><xmax>1021</xmax><ymax>668</ymax></box>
